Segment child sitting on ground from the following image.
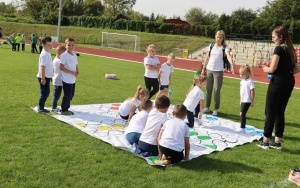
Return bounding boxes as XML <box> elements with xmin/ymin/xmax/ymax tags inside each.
<box><xmin>155</xmin><ymin>104</ymin><xmax>190</xmax><ymax>165</ymax></box>
<box><xmin>119</xmin><ymin>86</ymin><xmax>149</xmax><ymax>121</ymax></box>
<box><xmin>52</xmin><ymin>45</ymin><xmax>66</xmax><ymax>112</ymax></box>
<box><xmin>156</xmin><ymin>53</ymin><xmax>175</xmax><ymax>99</ymax></box>
<box><xmin>183</xmin><ymin>75</ymin><xmax>206</xmax><ymax>128</ymax></box>
<box><xmin>125</xmin><ymin>99</ymin><xmax>153</xmax><ymax>148</ymax></box>
<box><xmin>137</xmin><ymin>95</ymin><xmax>170</xmax><ymax>157</ymax></box>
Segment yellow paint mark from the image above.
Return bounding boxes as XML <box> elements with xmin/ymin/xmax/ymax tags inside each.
<box><xmin>98</xmin><ymin>126</ymin><xmax>110</xmax><ymax>131</ymax></box>
<box><xmin>112</xmin><ymin>124</ymin><xmax>124</xmax><ymax>130</ymax></box>
<box><xmin>76</xmin><ymin>123</ymin><xmax>86</xmax><ymax>127</ymax></box>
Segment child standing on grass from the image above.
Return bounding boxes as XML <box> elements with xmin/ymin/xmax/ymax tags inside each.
<box><xmin>156</xmin><ymin>53</ymin><xmax>175</xmax><ymax>99</ymax></box>
<box><xmin>51</xmin><ymin>45</ymin><xmax>66</xmax><ymax>112</ymax></box>
<box><xmin>36</xmin><ymin>36</ymin><xmax>53</xmax><ymax>113</ymax></box>
<box><xmin>15</xmin><ymin>33</ymin><xmax>22</xmax><ymax>52</ymax></box>
<box><xmin>21</xmin><ymin>34</ymin><xmax>26</xmax><ymax>52</ymax></box>
<box><xmin>183</xmin><ymin>75</ymin><xmax>206</xmax><ymax>128</ymax></box>
<box><xmin>144</xmin><ymin>44</ymin><xmax>161</xmax><ymax>99</ymax></box>
<box><xmin>60</xmin><ymin>37</ymin><xmax>79</xmax><ymax>115</ymax></box>
<box><xmin>238</xmin><ymin>65</ymin><xmax>255</xmax><ymax>133</ymax></box>
<box><xmin>155</xmin><ymin>104</ymin><xmax>190</xmax><ymax>165</ymax></box>
<box><xmin>125</xmin><ymin>99</ymin><xmax>153</xmax><ymax>147</ymax></box>
<box><xmin>137</xmin><ymin>96</ymin><xmax>170</xmax><ymax>157</ymax></box>
<box><xmin>119</xmin><ymin>86</ymin><xmax>149</xmax><ymax>121</ymax></box>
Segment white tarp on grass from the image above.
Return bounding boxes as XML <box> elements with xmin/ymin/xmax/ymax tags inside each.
<box><xmin>33</xmin><ymin>103</ymin><xmax>263</xmax><ymax>165</ymax></box>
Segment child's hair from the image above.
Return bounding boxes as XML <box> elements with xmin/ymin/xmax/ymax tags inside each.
<box><xmin>215</xmin><ymin>30</ymin><xmax>226</xmax><ymax>46</ymax></box>
<box><xmin>146</xmin><ymin>44</ymin><xmax>156</xmax><ymax>53</ymax></box>
<box><xmin>155</xmin><ymin>95</ymin><xmax>170</xmax><ymax>109</ymax></box>
<box><xmin>173</xmin><ymin>104</ymin><xmax>187</xmax><ymax>119</ymax></box>
<box><xmin>65</xmin><ymin>37</ymin><xmax>75</xmax><ymax>43</ymax></box>
<box><xmin>194</xmin><ymin>75</ymin><xmax>206</xmax><ymax>85</ymax></box>
<box><xmin>42</xmin><ymin>36</ymin><xmax>52</xmax><ymax>45</ymax></box>
<box><xmin>133</xmin><ymin>86</ymin><xmax>149</xmax><ymax>100</ymax></box>
<box><xmin>167</xmin><ymin>53</ymin><xmax>175</xmax><ymax>60</ymax></box>
<box><xmin>239</xmin><ymin>64</ymin><xmax>252</xmax><ymax>76</ymax></box>
<box><xmin>56</xmin><ymin>45</ymin><xmax>66</xmax><ymax>56</ymax></box>
<box><xmin>140</xmin><ymin>99</ymin><xmax>153</xmax><ymax>111</ymax></box>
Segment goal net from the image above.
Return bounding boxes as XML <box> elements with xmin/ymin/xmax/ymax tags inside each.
<box><xmin>101</xmin><ymin>32</ymin><xmax>140</xmax><ymax>52</ymax></box>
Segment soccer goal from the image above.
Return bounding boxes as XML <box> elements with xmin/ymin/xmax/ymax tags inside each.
<box><xmin>101</xmin><ymin>32</ymin><xmax>140</xmax><ymax>52</ymax></box>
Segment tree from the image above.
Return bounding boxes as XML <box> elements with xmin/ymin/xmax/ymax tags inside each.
<box><xmin>102</xmin><ymin>0</ymin><xmax>136</xmax><ymax>16</ymax></box>
<box><xmin>229</xmin><ymin>8</ymin><xmax>257</xmax><ymax>33</ymax></box>
<box><xmin>83</xmin><ymin>0</ymin><xmax>105</xmax><ymax>16</ymax></box>
<box><xmin>185</xmin><ymin>8</ymin><xmax>218</xmax><ymax>25</ymax></box>
<box><xmin>127</xmin><ymin>10</ymin><xmax>148</xmax><ymax>21</ymax></box>
<box><xmin>0</xmin><ymin>2</ymin><xmax>17</xmax><ymax>15</ymax></box>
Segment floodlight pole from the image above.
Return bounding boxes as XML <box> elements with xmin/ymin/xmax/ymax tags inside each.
<box><xmin>57</xmin><ymin>0</ymin><xmax>62</xmax><ymax>43</ymax></box>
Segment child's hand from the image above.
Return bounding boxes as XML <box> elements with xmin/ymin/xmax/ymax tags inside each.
<box><xmin>41</xmin><ymin>78</ymin><xmax>46</xmax><ymax>85</ymax></box>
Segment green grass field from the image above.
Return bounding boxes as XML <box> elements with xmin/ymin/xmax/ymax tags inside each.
<box><xmin>0</xmin><ymin>44</ymin><xmax>299</xmax><ymax>188</ymax></box>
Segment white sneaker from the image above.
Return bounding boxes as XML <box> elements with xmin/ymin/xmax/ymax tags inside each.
<box><xmin>194</xmin><ymin>118</ymin><xmax>202</xmax><ymax>126</ymax></box>
<box><xmin>212</xmin><ymin>110</ymin><xmax>218</xmax><ymax>116</ymax></box>
<box><xmin>203</xmin><ymin>108</ymin><xmax>209</xmax><ymax>114</ymax></box>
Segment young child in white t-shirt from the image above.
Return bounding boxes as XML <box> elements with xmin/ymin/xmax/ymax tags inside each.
<box><xmin>125</xmin><ymin>99</ymin><xmax>153</xmax><ymax>147</ymax></box>
<box><xmin>51</xmin><ymin>45</ymin><xmax>66</xmax><ymax>112</ymax></box>
<box><xmin>156</xmin><ymin>53</ymin><xmax>175</xmax><ymax>99</ymax></box>
<box><xmin>119</xmin><ymin>86</ymin><xmax>149</xmax><ymax>121</ymax></box>
<box><xmin>183</xmin><ymin>75</ymin><xmax>207</xmax><ymax>128</ymax></box>
<box><xmin>137</xmin><ymin>95</ymin><xmax>170</xmax><ymax>157</ymax></box>
<box><xmin>238</xmin><ymin>65</ymin><xmax>255</xmax><ymax>133</ymax></box>
<box><xmin>155</xmin><ymin>104</ymin><xmax>190</xmax><ymax>165</ymax></box>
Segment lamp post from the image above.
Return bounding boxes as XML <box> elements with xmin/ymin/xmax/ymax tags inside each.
<box><xmin>57</xmin><ymin>0</ymin><xmax>62</xmax><ymax>43</ymax></box>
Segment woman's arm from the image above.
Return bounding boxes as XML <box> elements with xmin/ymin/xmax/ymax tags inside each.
<box><xmin>263</xmin><ymin>54</ymin><xmax>279</xmax><ymax>73</ymax></box>
<box><xmin>201</xmin><ymin>52</ymin><xmax>210</xmax><ymax>75</ymax></box>
<box><xmin>226</xmin><ymin>51</ymin><xmax>235</xmax><ymax>74</ymax></box>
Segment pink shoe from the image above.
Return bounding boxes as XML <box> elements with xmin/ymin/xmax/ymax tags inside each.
<box><xmin>288</xmin><ymin>170</ymin><xmax>300</xmax><ymax>186</ymax></box>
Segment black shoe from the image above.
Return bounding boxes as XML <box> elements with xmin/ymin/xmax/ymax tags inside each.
<box><xmin>269</xmin><ymin>142</ymin><xmax>282</xmax><ymax>150</ymax></box>
<box><xmin>38</xmin><ymin>109</ymin><xmax>50</xmax><ymax>113</ymax></box>
<box><xmin>256</xmin><ymin>140</ymin><xmax>269</xmax><ymax>149</ymax></box>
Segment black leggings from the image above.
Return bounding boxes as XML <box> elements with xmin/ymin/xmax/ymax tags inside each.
<box><xmin>240</xmin><ymin>102</ymin><xmax>251</xmax><ymax>128</ymax></box>
<box><xmin>144</xmin><ymin>76</ymin><xmax>159</xmax><ymax>99</ymax></box>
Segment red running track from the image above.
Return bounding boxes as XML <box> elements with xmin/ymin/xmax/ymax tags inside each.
<box><xmin>52</xmin><ymin>43</ymin><xmax>300</xmax><ymax>88</ymax></box>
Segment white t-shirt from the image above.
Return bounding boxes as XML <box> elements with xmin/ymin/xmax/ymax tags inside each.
<box><xmin>52</xmin><ymin>57</ymin><xmax>62</xmax><ymax>86</ymax></box>
<box><xmin>144</xmin><ymin>56</ymin><xmax>160</xmax><ymax>78</ymax></box>
<box><xmin>36</xmin><ymin>49</ymin><xmax>53</xmax><ymax>78</ymax></box>
<box><xmin>119</xmin><ymin>98</ymin><xmax>141</xmax><ymax>117</ymax></box>
<box><xmin>160</xmin><ymin>63</ymin><xmax>174</xmax><ymax>85</ymax></box>
<box><xmin>240</xmin><ymin>78</ymin><xmax>255</xmax><ymax>103</ymax></box>
<box><xmin>183</xmin><ymin>86</ymin><xmax>204</xmax><ymax>112</ymax></box>
<box><xmin>139</xmin><ymin>108</ymin><xmax>168</xmax><ymax>145</ymax></box>
<box><xmin>206</xmin><ymin>44</ymin><xmax>230</xmax><ymax>71</ymax></box>
<box><xmin>159</xmin><ymin>118</ymin><xmax>190</xmax><ymax>152</ymax></box>
<box><xmin>60</xmin><ymin>51</ymin><xmax>78</xmax><ymax>84</ymax></box>
<box><xmin>125</xmin><ymin>110</ymin><xmax>149</xmax><ymax>135</ymax></box>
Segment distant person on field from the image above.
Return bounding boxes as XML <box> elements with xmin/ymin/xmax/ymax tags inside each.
<box><xmin>155</xmin><ymin>104</ymin><xmax>190</xmax><ymax>165</ymax></box>
<box><xmin>156</xmin><ymin>53</ymin><xmax>175</xmax><ymax>99</ymax></box>
<box><xmin>125</xmin><ymin>99</ymin><xmax>153</xmax><ymax>146</ymax></box>
<box><xmin>31</xmin><ymin>33</ymin><xmax>38</xmax><ymax>53</ymax></box>
<box><xmin>36</xmin><ymin>36</ymin><xmax>53</xmax><ymax>113</ymax></box>
<box><xmin>119</xmin><ymin>86</ymin><xmax>149</xmax><ymax>121</ymax></box>
<box><xmin>9</xmin><ymin>33</ymin><xmax>16</xmax><ymax>51</ymax></box>
<box><xmin>21</xmin><ymin>34</ymin><xmax>26</xmax><ymax>52</ymax></box>
<box><xmin>38</xmin><ymin>36</ymin><xmax>43</xmax><ymax>53</ymax></box>
<box><xmin>144</xmin><ymin>44</ymin><xmax>161</xmax><ymax>99</ymax></box>
<box><xmin>51</xmin><ymin>45</ymin><xmax>66</xmax><ymax>112</ymax></box>
<box><xmin>0</xmin><ymin>27</ymin><xmax>2</xmax><ymax>48</ymax></box>
<box><xmin>15</xmin><ymin>33</ymin><xmax>22</xmax><ymax>52</ymax></box>
<box><xmin>137</xmin><ymin>95</ymin><xmax>170</xmax><ymax>157</ymax></box>
<box><xmin>60</xmin><ymin>37</ymin><xmax>79</xmax><ymax>115</ymax></box>
<box><xmin>237</xmin><ymin>65</ymin><xmax>255</xmax><ymax>133</ymax></box>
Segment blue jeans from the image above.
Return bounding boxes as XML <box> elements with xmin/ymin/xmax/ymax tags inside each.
<box><xmin>52</xmin><ymin>85</ymin><xmax>62</xmax><ymax>109</ymax></box>
<box><xmin>61</xmin><ymin>82</ymin><xmax>75</xmax><ymax>112</ymax></box>
<box><xmin>126</xmin><ymin>132</ymin><xmax>141</xmax><ymax>145</ymax></box>
<box><xmin>37</xmin><ymin>77</ymin><xmax>51</xmax><ymax>110</ymax></box>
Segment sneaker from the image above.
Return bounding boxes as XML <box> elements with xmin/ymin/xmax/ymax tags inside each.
<box><xmin>203</xmin><ymin>108</ymin><xmax>209</xmax><ymax>114</ymax></box>
<box><xmin>256</xmin><ymin>140</ymin><xmax>269</xmax><ymax>149</ymax></box>
<box><xmin>61</xmin><ymin>111</ymin><xmax>74</xmax><ymax>115</ymax></box>
<box><xmin>288</xmin><ymin>170</ymin><xmax>300</xmax><ymax>186</ymax></box>
<box><xmin>38</xmin><ymin>109</ymin><xmax>50</xmax><ymax>113</ymax></box>
<box><xmin>51</xmin><ymin>108</ymin><xmax>62</xmax><ymax>113</ymax></box>
<box><xmin>194</xmin><ymin>118</ymin><xmax>203</xmax><ymax>126</ymax></box>
<box><xmin>269</xmin><ymin>142</ymin><xmax>282</xmax><ymax>150</ymax></box>
<box><xmin>236</xmin><ymin>128</ymin><xmax>245</xmax><ymax>134</ymax></box>
<box><xmin>212</xmin><ymin>110</ymin><xmax>218</xmax><ymax>116</ymax></box>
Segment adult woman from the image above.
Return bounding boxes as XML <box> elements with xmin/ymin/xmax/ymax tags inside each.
<box><xmin>257</xmin><ymin>26</ymin><xmax>299</xmax><ymax>150</ymax></box>
<box><xmin>201</xmin><ymin>30</ymin><xmax>235</xmax><ymax>116</ymax></box>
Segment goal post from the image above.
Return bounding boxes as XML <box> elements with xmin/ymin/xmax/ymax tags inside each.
<box><xmin>101</xmin><ymin>32</ymin><xmax>140</xmax><ymax>52</ymax></box>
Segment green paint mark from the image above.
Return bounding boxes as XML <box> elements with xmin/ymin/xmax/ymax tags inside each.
<box><xmin>147</xmin><ymin>156</ymin><xmax>159</xmax><ymax>163</ymax></box>
<box><xmin>204</xmin><ymin>144</ymin><xmax>217</xmax><ymax>150</ymax></box>
<box><xmin>189</xmin><ymin>131</ymin><xmax>198</xmax><ymax>136</ymax></box>
<box><xmin>197</xmin><ymin>135</ymin><xmax>211</xmax><ymax>140</ymax></box>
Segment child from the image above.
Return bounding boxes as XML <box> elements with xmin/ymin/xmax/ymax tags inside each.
<box><xmin>183</xmin><ymin>75</ymin><xmax>206</xmax><ymax>128</ymax></box>
<box><xmin>52</xmin><ymin>45</ymin><xmax>66</xmax><ymax>112</ymax></box>
<box><xmin>10</xmin><ymin>33</ymin><xmax>16</xmax><ymax>51</ymax></box>
<box><xmin>125</xmin><ymin>99</ymin><xmax>153</xmax><ymax>146</ymax></box>
<box><xmin>15</xmin><ymin>33</ymin><xmax>22</xmax><ymax>52</ymax></box>
<box><xmin>156</xmin><ymin>53</ymin><xmax>175</xmax><ymax>99</ymax></box>
<box><xmin>36</xmin><ymin>36</ymin><xmax>53</xmax><ymax>113</ymax></box>
<box><xmin>144</xmin><ymin>44</ymin><xmax>161</xmax><ymax>99</ymax></box>
<box><xmin>238</xmin><ymin>65</ymin><xmax>255</xmax><ymax>133</ymax></box>
<box><xmin>60</xmin><ymin>37</ymin><xmax>79</xmax><ymax>115</ymax></box>
<box><xmin>119</xmin><ymin>86</ymin><xmax>149</xmax><ymax>121</ymax></box>
<box><xmin>31</xmin><ymin>33</ymin><xmax>38</xmax><ymax>53</ymax></box>
<box><xmin>21</xmin><ymin>34</ymin><xmax>26</xmax><ymax>52</ymax></box>
<box><xmin>155</xmin><ymin>104</ymin><xmax>190</xmax><ymax>165</ymax></box>
<box><xmin>137</xmin><ymin>95</ymin><xmax>170</xmax><ymax>157</ymax></box>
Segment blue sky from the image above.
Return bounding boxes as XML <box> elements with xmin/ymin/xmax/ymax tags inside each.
<box><xmin>1</xmin><ymin>0</ymin><xmax>270</xmax><ymax>19</ymax></box>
